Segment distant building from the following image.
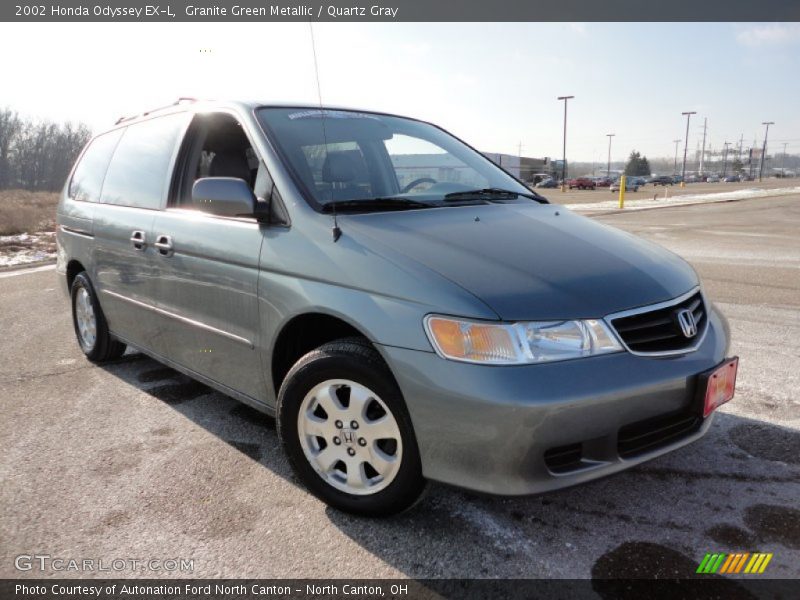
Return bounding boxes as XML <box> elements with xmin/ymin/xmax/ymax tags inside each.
<box><xmin>483</xmin><ymin>153</ymin><xmax>552</xmax><ymax>182</ymax></box>
<box><xmin>389</xmin><ymin>152</ymin><xmax>552</xmax><ymax>189</ymax></box>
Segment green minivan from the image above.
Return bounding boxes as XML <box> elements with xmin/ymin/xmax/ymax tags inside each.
<box><xmin>57</xmin><ymin>99</ymin><xmax>736</xmax><ymax>516</ymax></box>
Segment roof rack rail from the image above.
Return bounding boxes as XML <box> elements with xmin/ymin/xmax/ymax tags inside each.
<box><xmin>114</xmin><ymin>114</ymin><xmax>137</xmax><ymax>125</ymax></box>
<box><xmin>114</xmin><ymin>97</ymin><xmax>199</xmax><ymax>125</ymax></box>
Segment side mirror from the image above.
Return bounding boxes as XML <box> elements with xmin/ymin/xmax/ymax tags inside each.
<box><xmin>192</xmin><ymin>177</ymin><xmax>257</xmax><ymax>218</ymax></box>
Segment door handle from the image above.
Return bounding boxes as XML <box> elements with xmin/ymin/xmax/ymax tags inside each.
<box><xmin>154</xmin><ymin>234</ymin><xmax>174</xmax><ymax>257</ymax></box>
<box><xmin>130</xmin><ymin>230</ymin><xmax>146</xmax><ymax>250</ymax></box>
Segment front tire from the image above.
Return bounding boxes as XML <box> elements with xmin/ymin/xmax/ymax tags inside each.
<box><xmin>277</xmin><ymin>338</ymin><xmax>425</xmax><ymax>516</ymax></box>
<box><xmin>71</xmin><ymin>272</ymin><xmax>126</xmax><ymax>362</ymax></box>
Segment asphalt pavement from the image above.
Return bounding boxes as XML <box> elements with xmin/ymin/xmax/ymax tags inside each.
<box><xmin>1</xmin><ymin>195</ymin><xmax>798</xmax><ymax>582</ymax></box>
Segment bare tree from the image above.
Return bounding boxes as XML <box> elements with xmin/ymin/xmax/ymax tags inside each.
<box><xmin>0</xmin><ymin>109</ymin><xmax>22</xmax><ymax>188</ymax></box>
<box><xmin>0</xmin><ymin>107</ymin><xmax>92</xmax><ymax>191</ymax></box>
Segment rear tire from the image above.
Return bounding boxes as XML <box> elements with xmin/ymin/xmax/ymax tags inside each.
<box><xmin>71</xmin><ymin>272</ymin><xmax>126</xmax><ymax>362</ymax></box>
<box><xmin>277</xmin><ymin>337</ymin><xmax>425</xmax><ymax>516</ymax></box>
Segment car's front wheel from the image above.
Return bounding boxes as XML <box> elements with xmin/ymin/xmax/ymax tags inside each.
<box><xmin>277</xmin><ymin>338</ymin><xmax>425</xmax><ymax>516</ymax></box>
<box><xmin>70</xmin><ymin>272</ymin><xmax>126</xmax><ymax>362</ymax></box>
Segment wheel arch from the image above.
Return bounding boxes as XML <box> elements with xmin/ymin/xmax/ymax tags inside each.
<box><xmin>271</xmin><ymin>312</ymin><xmax>381</xmax><ymax>396</ymax></box>
<box><xmin>66</xmin><ymin>259</ymin><xmax>86</xmax><ymax>291</ymax></box>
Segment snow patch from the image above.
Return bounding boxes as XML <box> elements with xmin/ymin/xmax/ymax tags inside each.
<box><xmin>0</xmin><ymin>231</ymin><xmax>57</xmax><ymax>267</ymax></box>
<box><xmin>0</xmin><ymin>248</ymin><xmax>56</xmax><ymax>267</ymax></box>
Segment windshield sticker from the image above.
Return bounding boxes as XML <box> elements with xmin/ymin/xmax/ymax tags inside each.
<box><xmin>287</xmin><ymin>110</ymin><xmax>381</xmax><ymax>121</ymax></box>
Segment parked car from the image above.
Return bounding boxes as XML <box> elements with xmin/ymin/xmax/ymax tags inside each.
<box><xmin>567</xmin><ymin>177</ymin><xmax>596</xmax><ymax>190</ymax></box>
<box><xmin>535</xmin><ymin>178</ymin><xmax>559</xmax><ymax>188</ymax></box>
<box><xmin>610</xmin><ymin>178</ymin><xmax>640</xmax><ymax>192</ymax></box>
<box><xmin>651</xmin><ymin>175</ymin><xmax>674</xmax><ymax>186</ymax></box>
<box><xmin>723</xmin><ymin>175</ymin><xmax>740</xmax><ymax>182</ymax></box>
<box><xmin>594</xmin><ymin>177</ymin><xmax>612</xmax><ymax>187</ymax></box>
<box><xmin>57</xmin><ymin>99</ymin><xmax>735</xmax><ymax>516</ymax></box>
<box><xmin>672</xmin><ymin>175</ymin><xmax>683</xmax><ymax>184</ymax></box>
<box><xmin>706</xmin><ymin>175</ymin><xmax>721</xmax><ymax>183</ymax></box>
<box><xmin>530</xmin><ymin>173</ymin><xmax>553</xmax><ymax>185</ymax></box>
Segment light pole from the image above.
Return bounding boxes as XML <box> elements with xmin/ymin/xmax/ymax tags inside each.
<box><xmin>680</xmin><ymin>111</ymin><xmax>696</xmax><ymax>187</ymax></box>
<box><xmin>722</xmin><ymin>142</ymin><xmax>730</xmax><ymax>177</ymax></box>
<box><xmin>782</xmin><ymin>142</ymin><xmax>788</xmax><ymax>177</ymax></box>
<box><xmin>558</xmin><ymin>95</ymin><xmax>574</xmax><ymax>191</ymax></box>
<box><xmin>606</xmin><ymin>133</ymin><xmax>615</xmax><ymax>178</ymax></box>
<box><xmin>759</xmin><ymin>121</ymin><xmax>774</xmax><ymax>181</ymax></box>
<box><xmin>673</xmin><ymin>139</ymin><xmax>681</xmax><ymax>174</ymax></box>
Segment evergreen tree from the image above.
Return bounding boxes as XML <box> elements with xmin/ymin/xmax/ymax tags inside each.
<box><xmin>624</xmin><ymin>151</ymin><xmax>652</xmax><ymax>176</ymax></box>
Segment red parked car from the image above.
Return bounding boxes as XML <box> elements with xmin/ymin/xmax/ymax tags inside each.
<box><xmin>567</xmin><ymin>177</ymin><xmax>596</xmax><ymax>190</ymax></box>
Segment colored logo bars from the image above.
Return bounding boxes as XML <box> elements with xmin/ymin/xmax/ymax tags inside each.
<box><xmin>696</xmin><ymin>552</ymin><xmax>773</xmax><ymax>574</ymax></box>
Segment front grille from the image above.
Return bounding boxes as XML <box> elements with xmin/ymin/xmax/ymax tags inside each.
<box><xmin>544</xmin><ymin>443</ymin><xmax>583</xmax><ymax>473</ymax></box>
<box><xmin>610</xmin><ymin>291</ymin><xmax>706</xmax><ymax>354</ymax></box>
<box><xmin>617</xmin><ymin>410</ymin><xmax>701</xmax><ymax>458</ymax></box>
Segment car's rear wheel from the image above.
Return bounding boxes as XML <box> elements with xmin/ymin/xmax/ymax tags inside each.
<box><xmin>71</xmin><ymin>272</ymin><xmax>126</xmax><ymax>362</ymax></box>
<box><xmin>277</xmin><ymin>338</ymin><xmax>425</xmax><ymax>516</ymax></box>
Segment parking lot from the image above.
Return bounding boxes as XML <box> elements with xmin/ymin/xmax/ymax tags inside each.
<box><xmin>536</xmin><ymin>176</ymin><xmax>800</xmax><ymax>205</ymax></box>
<box><xmin>1</xmin><ymin>194</ymin><xmax>798</xmax><ymax>582</ymax></box>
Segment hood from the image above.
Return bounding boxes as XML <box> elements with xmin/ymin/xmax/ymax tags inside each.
<box><xmin>343</xmin><ymin>203</ymin><xmax>698</xmax><ymax>321</ymax></box>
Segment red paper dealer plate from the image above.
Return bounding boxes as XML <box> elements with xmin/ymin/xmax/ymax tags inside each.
<box><xmin>700</xmin><ymin>357</ymin><xmax>739</xmax><ymax>417</ymax></box>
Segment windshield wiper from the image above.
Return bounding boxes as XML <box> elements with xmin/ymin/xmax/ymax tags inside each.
<box><xmin>444</xmin><ymin>187</ymin><xmax>548</xmax><ymax>203</ymax></box>
<box><xmin>320</xmin><ymin>197</ymin><xmax>433</xmax><ymax>213</ymax></box>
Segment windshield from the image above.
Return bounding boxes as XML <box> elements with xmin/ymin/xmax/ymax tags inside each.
<box><xmin>257</xmin><ymin>107</ymin><xmax>536</xmax><ymax>210</ymax></box>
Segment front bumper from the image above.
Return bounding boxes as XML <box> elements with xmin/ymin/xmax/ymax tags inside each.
<box><xmin>379</xmin><ymin>305</ymin><xmax>730</xmax><ymax>496</ymax></box>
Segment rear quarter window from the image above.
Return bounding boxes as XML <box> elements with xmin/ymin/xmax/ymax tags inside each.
<box><xmin>68</xmin><ymin>129</ymin><xmax>124</xmax><ymax>202</ymax></box>
<box><xmin>100</xmin><ymin>112</ymin><xmax>189</xmax><ymax>209</ymax></box>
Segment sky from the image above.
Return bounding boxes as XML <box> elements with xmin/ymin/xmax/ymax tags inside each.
<box><xmin>1</xmin><ymin>22</ymin><xmax>798</xmax><ymax>162</ymax></box>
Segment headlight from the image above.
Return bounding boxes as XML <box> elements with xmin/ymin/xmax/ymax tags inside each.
<box><xmin>424</xmin><ymin>315</ymin><xmax>622</xmax><ymax>364</ymax></box>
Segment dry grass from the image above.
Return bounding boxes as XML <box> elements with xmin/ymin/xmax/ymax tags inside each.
<box><xmin>0</xmin><ymin>189</ymin><xmax>60</xmax><ymax>236</ymax></box>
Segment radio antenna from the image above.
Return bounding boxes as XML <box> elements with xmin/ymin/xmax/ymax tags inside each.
<box><xmin>309</xmin><ymin>23</ymin><xmax>340</xmax><ymax>242</ymax></box>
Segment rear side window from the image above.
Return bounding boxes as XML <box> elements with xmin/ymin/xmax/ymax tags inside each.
<box><xmin>100</xmin><ymin>113</ymin><xmax>188</xmax><ymax>209</ymax></box>
<box><xmin>68</xmin><ymin>129</ymin><xmax>124</xmax><ymax>202</ymax></box>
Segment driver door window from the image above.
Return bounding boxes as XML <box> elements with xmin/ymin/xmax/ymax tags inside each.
<box><xmin>175</xmin><ymin>113</ymin><xmax>268</xmax><ymax>207</ymax></box>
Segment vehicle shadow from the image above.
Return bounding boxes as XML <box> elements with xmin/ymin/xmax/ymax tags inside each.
<box><xmin>100</xmin><ymin>351</ymin><xmax>800</xmax><ymax>587</ymax></box>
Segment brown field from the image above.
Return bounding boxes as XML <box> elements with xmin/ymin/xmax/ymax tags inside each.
<box><xmin>0</xmin><ymin>189</ymin><xmax>60</xmax><ymax>236</ymax></box>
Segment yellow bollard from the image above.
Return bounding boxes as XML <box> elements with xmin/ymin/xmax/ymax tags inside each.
<box><xmin>618</xmin><ymin>175</ymin><xmax>626</xmax><ymax>209</ymax></box>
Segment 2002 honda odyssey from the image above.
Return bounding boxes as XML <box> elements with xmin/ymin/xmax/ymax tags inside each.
<box><xmin>57</xmin><ymin>99</ymin><xmax>737</xmax><ymax>516</ymax></box>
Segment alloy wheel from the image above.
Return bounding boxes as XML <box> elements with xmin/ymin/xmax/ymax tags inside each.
<box><xmin>75</xmin><ymin>287</ymin><xmax>97</xmax><ymax>350</ymax></box>
<box><xmin>297</xmin><ymin>379</ymin><xmax>403</xmax><ymax>495</ymax></box>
